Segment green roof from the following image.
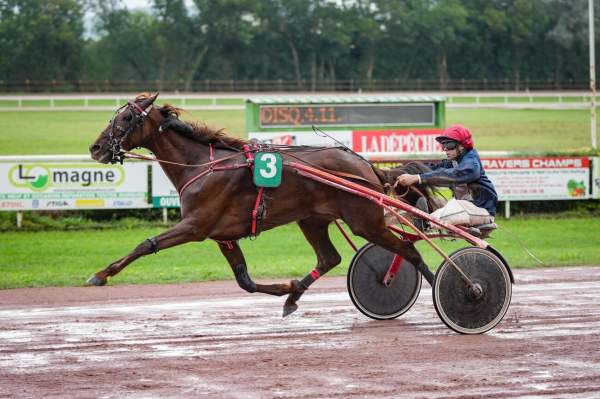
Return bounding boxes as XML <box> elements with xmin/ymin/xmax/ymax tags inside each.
<box><xmin>246</xmin><ymin>95</ymin><xmax>445</xmax><ymax>104</ymax></box>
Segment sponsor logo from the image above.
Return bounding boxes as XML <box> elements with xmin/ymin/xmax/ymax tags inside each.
<box><xmin>45</xmin><ymin>200</ymin><xmax>69</xmax><ymax>208</ymax></box>
<box><xmin>353</xmin><ymin>129</ymin><xmax>444</xmax><ymax>153</ymax></box>
<box><xmin>0</xmin><ymin>201</ymin><xmax>25</xmax><ymax>209</ymax></box>
<box><xmin>75</xmin><ymin>199</ymin><xmax>105</xmax><ymax>208</ymax></box>
<box><xmin>156</xmin><ymin>197</ymin><xmax>180</xmax><ymax>207</ymax></box>
<box><xmin>483</xmin><ymin>157</ymin><xmax>589</xmax><ymax>170</ymax></box>
<box><xmin>32</xmin><ymin>199</ymin><xmax>40</xmax><ymax>209</ymax></box>
<box><xmin>112</xmin><ymin>200</ymin><xmax>134</xmax><ymax>207</ymax></box>
<box><xmin>8</xmin><ymin>164</ymin><xmax>125</xmax><ymax>192</ymax></box>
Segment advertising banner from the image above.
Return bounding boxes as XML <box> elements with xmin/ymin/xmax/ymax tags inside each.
<box><xmin>0</xmin><ymin>162</ymin><xmax>149</xmax><ymax>210</ymax></box>
<box><xmin>151</xmin><ymin>163</ymin><xmax>179</xmax><ymax>207</ymax></box>
<box><xmin>482</xmin><ymin>157</ymin><xmax>590</xmax><ymax>200</ymax></box>
<box><xmin>352</xmin><ymin>128</ymin><xmax>444</xmax><ymax>153</ymax></box>
<box><xmin>249</xmin><ymin>128</ymin><xmax>446</xmax><ymax>154</ymax></box>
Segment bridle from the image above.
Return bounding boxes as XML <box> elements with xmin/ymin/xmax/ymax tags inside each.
<box><xmin>107</xmin><ymin>101</ymin><xmax>151</xmax><ymax>164</ymax></box>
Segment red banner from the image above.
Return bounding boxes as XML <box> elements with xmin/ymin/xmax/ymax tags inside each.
<box><xmin>353</xmin><ymin>129</ymin><xmax>444</xmax><ymax>153</ymax></box>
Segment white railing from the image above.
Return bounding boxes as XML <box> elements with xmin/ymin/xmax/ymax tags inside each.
<box><xmin>0</xmin><ymin>91</ymin><xmax>597</xmax><ymax>111</ymax></box>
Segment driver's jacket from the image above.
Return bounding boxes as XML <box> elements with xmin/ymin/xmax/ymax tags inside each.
<box><xmin>418</xmin><ymin>149</ymin><xmax>498</xmax><ymax>216</ymax></box>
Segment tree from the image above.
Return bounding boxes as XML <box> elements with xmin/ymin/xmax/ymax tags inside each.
<box><xmin>0</xmin><ymin>0</ymin><xmax>85</xmax><ymax>84</ymax></box>
<box><xmin>189</xmin><ymin>0</ymin><xmax>260</xmax><ymax>85</ymax></box>
<box><xmin>89</xmin><ymin>0</ymin><xmax>161</xmax><ymax>82</ymax></box>
<box><xmin>416</xmin><ymin>0</ymin><xmax>468</xmax><ymax>88</ymax></box>
<box><xmin>546</xmin><ymin>0</ymin><xmax>590</xmax><ymax>85</ymax></box>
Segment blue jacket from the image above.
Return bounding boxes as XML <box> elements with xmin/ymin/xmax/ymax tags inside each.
<box><xmin>419</xmin><ymin>149</ymin><xmax>498</xmax><ymax>216</ymax></box>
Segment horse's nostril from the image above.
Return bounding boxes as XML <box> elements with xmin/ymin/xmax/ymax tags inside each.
<box><xmin>90</xmin><ymin>144</ymin><xmax>101</xmax><ymax>153</ymax></box>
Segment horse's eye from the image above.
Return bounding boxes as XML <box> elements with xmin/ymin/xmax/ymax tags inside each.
<box><xmin>124</xmin><ymin>114</ymin><xmax>133</xmax><ymax>122</ymax></box>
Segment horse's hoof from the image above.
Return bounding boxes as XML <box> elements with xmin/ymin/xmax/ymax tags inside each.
<box><xmin>282</xmin><ymin>304</ymin><xmax>298</xmax><ymax>318</ymax></box>
<box><xmin>87</xmin><ymin>275</ymin><xmax>106</xmax><ymax>286</ymax></box>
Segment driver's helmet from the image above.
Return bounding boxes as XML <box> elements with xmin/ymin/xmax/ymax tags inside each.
<box><xmin>435</xmin><ymin>124</ymin><xmax>474</xmax><ymax>150</ymax></box>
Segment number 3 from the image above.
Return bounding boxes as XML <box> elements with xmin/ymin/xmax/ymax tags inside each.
<box><xmin>259</xmin><ymin>153</ymin><xmax>277</xmax><ymax>178</ymax></box>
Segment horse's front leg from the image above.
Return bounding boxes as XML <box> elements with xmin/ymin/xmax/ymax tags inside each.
<box><xmin>217</xmin><ymin>241</ymin><xmax>293</xmax><ymax>296</ymax></box>
<box><xmin>87</xmin><ymin>219</ymin><xmax>200</xmax><ymax>286</ymax></box>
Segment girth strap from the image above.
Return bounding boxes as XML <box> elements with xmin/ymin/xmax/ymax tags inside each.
<box><xmin>243</xmin><ymin>144</ymin><xmax>265</xmax><ymax>238</ymax></box>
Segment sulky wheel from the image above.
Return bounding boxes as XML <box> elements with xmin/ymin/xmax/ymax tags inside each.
<box><xmin>432</xmin><ymin>247</ymin><xmax>512</xmax><ymax>334</ymax></box>
<box><xmin>347</xmin><ymin>243</ymin><xmax>422</xmax><ymax>320</ymax></box>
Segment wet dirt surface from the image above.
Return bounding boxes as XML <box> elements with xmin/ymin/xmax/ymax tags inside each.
<box><xmin>1</xmin><ymin>266</ymin><xmax>600</xmax><ymax>398</ymax></box>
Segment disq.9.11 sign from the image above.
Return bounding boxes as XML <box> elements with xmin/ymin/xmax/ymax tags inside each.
<box><xmin>0</xmin><ymin>162</ymin><xmax>149</xmax><ymax>210</ymax></box>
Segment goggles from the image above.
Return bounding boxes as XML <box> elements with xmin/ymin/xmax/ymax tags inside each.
<box><xmin>441</xmin><ymin>141</ymin><xmax>459</xmax><ymax>150</ymax></box>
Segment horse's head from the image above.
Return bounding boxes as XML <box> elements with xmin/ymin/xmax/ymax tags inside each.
<box><xmin>89</xmin><ymin>92</ymin><xmax>160</xmax><ymax>164</ymax></box>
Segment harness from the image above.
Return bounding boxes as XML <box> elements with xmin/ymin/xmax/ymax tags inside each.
<box><xmin>126</xmin><ymin>141</ymin><xmax>267</xmax><ymax>240</ymax></box>
<box><xmin>107</xmin><ymin>101</ymin><xmax>152</xmax><ymax>164</ymax></box>
<box><xmin>111</xmin><ymin>104</ymin><xmax>386</xmax><ymax>241</ymax></box>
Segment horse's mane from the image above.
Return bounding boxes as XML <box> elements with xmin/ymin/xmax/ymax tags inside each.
<box><xmin>151</xmin><ymin>99</ymin><xmax>248</xmax><ymax>150</ymax></box>
<box><xmin>160</xmin><ymin>103</ymin><xmax>248</xmax><ymax>150</ymax></box>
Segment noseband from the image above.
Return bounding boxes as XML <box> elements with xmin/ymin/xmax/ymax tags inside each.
<box><xmin>108</xmin><ymin>101</ymin><xmax>150</xmax><ymax>164</ymax></box>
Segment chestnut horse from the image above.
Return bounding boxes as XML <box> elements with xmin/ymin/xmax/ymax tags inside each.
<box><xmin>88</xmin><ymin>93</ymin><xmax>437</xmax><ymax>316</ymax></box>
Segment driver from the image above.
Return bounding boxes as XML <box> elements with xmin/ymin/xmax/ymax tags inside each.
<box><xmin>396</xmin><ymin>124</ymin><xmax>498</xmax><ymax>225</ymax></box>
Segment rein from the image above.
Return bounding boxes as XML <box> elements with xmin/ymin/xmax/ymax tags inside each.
<box><xmin>121</xmin><ymin>148</ymin><xmax>251</xmax><ymax>195</ymax></box>
<box><xmin>122</xmin><ymin>149</ymin><xmax>241</xmax><ymax>169</ymax></box>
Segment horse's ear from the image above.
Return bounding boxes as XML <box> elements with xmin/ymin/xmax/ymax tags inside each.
<box><xmin>139</xmin><ymin>92</ymin><xmax>159</xmax><ymax>110</ymax></box>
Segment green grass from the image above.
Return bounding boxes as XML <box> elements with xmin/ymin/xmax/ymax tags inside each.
<box><xmin>20</xmin><ymin>99</ymin><xmax>49</xmax><ymax>107</ymax></box>
<box><xmin>445</xmin><ymin>108</ymin><xmax>596</xmax><ymax>151</ymax></box>
<box><xmin>0</xmin><ymin>100</ymin><xmax>19</xmax><ymax>107</ymax></box>
<box><xmin>0</xmin><ymin>105</ymin><xmax>598</xmax><ymax>154</ymax></box>
<box><xmin>478</xmin><ymin>96</ymin><xmax>503</xmax><ymax>103</ymax></box>
<box><xmin>215</xmin><ymin>98</ymin><xmax>245</xmax><ymax>105</ymax></box>
<box><xmin>562</xmin><ymin>96</ymin><xmax>587</xmax><ymax>103</ymax></box>
<box><xmin>0</xmin><ymin>108</ymin><xmax>246</xmax><ymax>155</ymax></box>
<box><xmin>0</xmin><ymin>217</ymin><xmax>598</xmax><ymax>289</ymax></box>
<box><xmin>448</xmin><ymin>97</ymin><xmax>477</xmax><ymax>103</ymax></box>
<box><xmin>53</xmin><ymin>99</ymin><xmax>90</xmax><ymax>107</ymax></box>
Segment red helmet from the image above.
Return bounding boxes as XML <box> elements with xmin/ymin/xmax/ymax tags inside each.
<box><xmin>435</xmin><ymin>124</ymin><xmax>474</xmax><ymax>150</ymax></box>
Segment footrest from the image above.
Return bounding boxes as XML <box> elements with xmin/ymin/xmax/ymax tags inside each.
<box><xmin>475</xmin><ymin>223</ymin><xmax>497</xmax><ymax>231</ymax></box>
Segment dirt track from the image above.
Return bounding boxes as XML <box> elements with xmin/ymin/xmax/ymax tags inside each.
<box><xmin>1</xmin><ymin>266</ymin><xmax>600</xmax><ymax>398</ymax></box>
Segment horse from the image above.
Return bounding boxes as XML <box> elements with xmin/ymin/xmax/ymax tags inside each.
<box><xmin>88</xmin><ymin>93</ymin><xmax>439</xmax><ymax>316</ymax></box>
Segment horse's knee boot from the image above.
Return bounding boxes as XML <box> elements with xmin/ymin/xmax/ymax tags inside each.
<box><xmin>141</xmin><ymin>237</ymin><xmax>159</xmax><ymax>254</ymax></box>
<box><xmin>234</xmin><ymin>264</ymin><xmax>257</xmax><ymax>293</ymax></box>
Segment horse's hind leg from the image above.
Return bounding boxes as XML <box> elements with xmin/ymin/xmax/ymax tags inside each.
<box><xmin>217</xmin><ymin>241</ymin><xmax>293</xmax><ymax>296</ymax></box>
<box><xmin>282</xmin><ymin>217</ymin><xmax>342</xmax><ymax>317</ymax></box>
